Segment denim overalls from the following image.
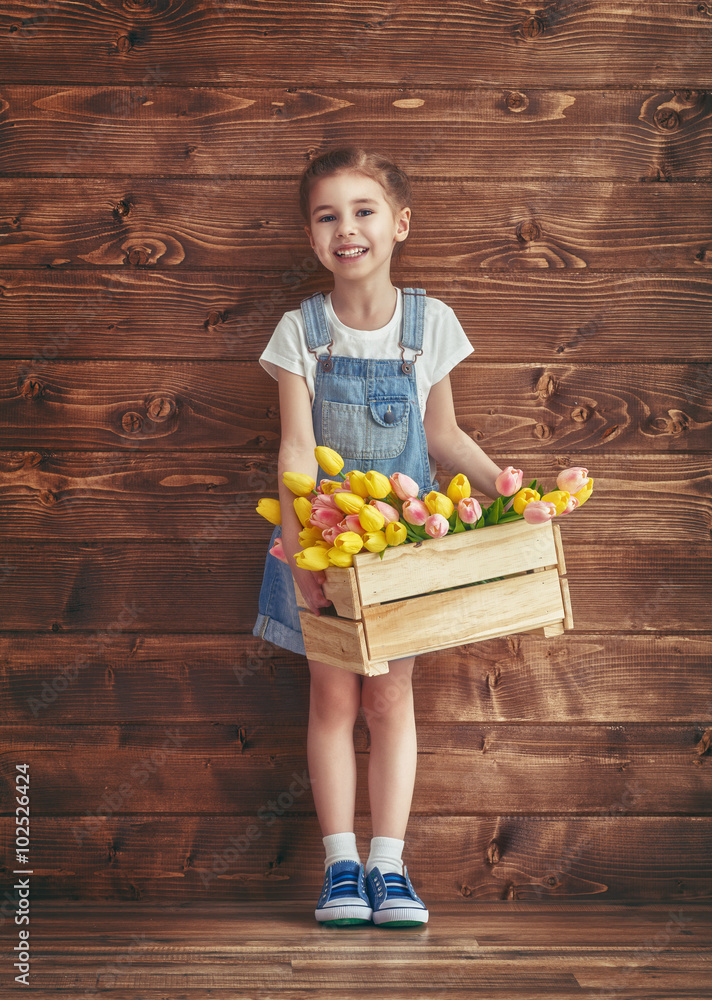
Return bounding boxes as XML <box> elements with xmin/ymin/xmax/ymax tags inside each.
<box><xmin>252</xmin><ymin>287</ymin><xmax>437</xmax><ymax>656</ymax></box>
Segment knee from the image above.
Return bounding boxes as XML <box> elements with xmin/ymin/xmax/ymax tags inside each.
<box><xmin>309</xmin><ymin>678</ymin><xmax>361</xmax><ymax>727</ymax></box>
<box><xmin>361</xmin><ymin>672</ymin><xmax>414</xmax><ymax>723</ymax></box>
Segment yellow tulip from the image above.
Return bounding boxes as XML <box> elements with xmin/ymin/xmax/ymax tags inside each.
<box><xmin>293</xmin><ymin>496</ymin><xmax>313</xmax><ymax>527</ymax></box>
<box><xmin>512</xmin><ymin>487</ymin><xmax>541</xmax><ymax>514</ymax></box>
<box><xmin>334</xmin><ymin>531</ymin><xmax>364</xmax><ymax>554</ymax></box>
<box><xmin>327</xmin><ymin>546</ymin><xmax>353</xmax><ymax>568</ymax></box>
<box><xmin>294</xmin><ymin>546</ymin><xmax>330</xmax><ymax>571</ymax></box>
<box><xmin>446</xmin><ymin>474</ymin><xmax>471</xmax><ymax>503</ymax></box>
<box><xmin>385</xmin><ymin>521</ymin><xmax>408</xmax><ymax>546</ymax></box>
<box><xmin>256</xmin><ymin>498</ymin><xmax>281</xmax><ymax>525</ymax></box>
<box><xmin>363</xmin><ymin>530</ymin><xmax>387</xmax><ymax>553</ymax></box>
<box><xmin>358</xmin><ymin>504</ymin><xmax>385</xmax><ymax>532</ymax></box>
<box><xmin>314</xmin><ymin>446</ymin><xmax>344</xmax><ymax>477</ymax></box>
<box><xmin>282</xmin><ymin>471</ymin><xmax>316</xmax><ymax>497</ymax></box>
<box><xmin>298</xmin><ymin>525</ymin><xmax>323</xmax><ymax>548</ymax></box>
<box><xmin>424</xmin><ymin>490</ymin><xmax>454</xmax><ymax>518</ymax></box>
<box><xmin>347</xmin><ymin>469</ymin><xmax>371</xmax><ymax>498</ymax></box>
<box><xmin>541</xmin><ymin>490</ymin><xmax>570</xmax><ymax>516</ymax></box>
<box><xmin>574</xmin><ymin>477</ymin><xmax>594</xmax><ymax>506</ymax></box>
<box><xmin>364</xmin><ymin>470</ymin><xmax>392</xmax><ymax>499</ymax></box>
<box><xmin>319</xmin><ymin>479</ymin><xmax>345</xmax><ymax>495</ymax></box>
<box><xmin>334</xmin><ymin>492</ymin><xmax>365</xmax><ymax>515</ymax></box>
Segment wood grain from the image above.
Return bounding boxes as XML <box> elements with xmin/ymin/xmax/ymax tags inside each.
<box><xmin>1</xmin><ymin>452</ymin><xmax>709</xmax><ymax>543</ymax></box>
<box><xmin>2</xmin><ymin>271</ymin><xmax>711</xmax><ymax>361</ymax></box>
<box><xmin>1</xmin><ymin>86</ymin><xmax>710</xmax><ymax>179</ymax></box>
<box><xmin>1</xmin><ymin>2</ymin><xmax>711</xmax><ymax>86</ymax></box>
<box><xmin>1</xmin><ymin>634</ymin><xmax>709</xmax><ymax>725</ymax></box>
<box><xmin>0</xmin><ymin>540</ymin><xmax>709</xmax><ymax>632</ymax></box>
<box><xmin>8</xmin><ymin>898</ymin><xmax>712</xmax><ymax>999</ymax></box>
<box><xmin>1</xmin><ymin>179</ymin><xmax>710</xmax><ymax>270</ymax></box>
<box><xmin>1</xmin><ymin>361</ymin><xmax>710</xmax><ymax>452</ymax></box>
<box><xmin>0</xmin><ymin>814</ymin><xmax>709</xmax><ymax>901</ymax></box>
<box><xmin>2</xmin><ymin>722</ymin><xmax>709</xmax><ymax>816</ymax></box>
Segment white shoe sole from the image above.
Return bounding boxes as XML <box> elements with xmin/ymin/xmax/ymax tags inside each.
<box><xmin>373</xmin><ymin>907</ymin><xmax>429</xmax><ymax>926</ymax></box>
<box><xmin>315</xmin><ymin>903</ymin><xmax>373</xmax><ymax>923</ymax></box>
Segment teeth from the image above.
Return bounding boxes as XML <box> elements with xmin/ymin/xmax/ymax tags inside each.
<box><xmin>336</xmin><ymin>248</ymin><xmax>367</xmax><ymax>257</ymax></box>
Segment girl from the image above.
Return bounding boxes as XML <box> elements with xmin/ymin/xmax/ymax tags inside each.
<box><xmin>253</xmin><ymin>147</ymin><xmax>504</xmax><ymax>927</ymax></box>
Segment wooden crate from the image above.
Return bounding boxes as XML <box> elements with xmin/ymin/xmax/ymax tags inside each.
<box><xmin>293</xmin><ymin>519</ymin><xmax>573</xmax><ymax>676</ymax></box>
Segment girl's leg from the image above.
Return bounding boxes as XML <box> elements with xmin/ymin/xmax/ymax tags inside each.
<box><xmin>360</xmin><ymin>656</ymin><xmax>417</xmax><ymax>839</ymax></box>
<box><xmin>306</xmin><ymin>658</ymin><xmax>362</xmax><ymax>835</ymax></box>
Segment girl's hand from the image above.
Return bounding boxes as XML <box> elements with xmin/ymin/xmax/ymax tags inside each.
<box><xmin>293</xmin><ymin>564</ymin><xmax>332</xmax><ymax>616</ymax></box>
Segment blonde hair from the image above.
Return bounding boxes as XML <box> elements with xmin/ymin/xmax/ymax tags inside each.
<box><xmin>299</xmin><ymin>146</ymin><xmax>412</xmax><ymax>258</ymax></box>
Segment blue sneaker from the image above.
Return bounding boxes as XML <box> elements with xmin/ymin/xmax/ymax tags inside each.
<box><xmin>366</xmin><ymin>865</ymin><xmax>429</xmax><ymax>927</ymax></box>
<box><xmin>315</xmin><ymin>860</ymin><xmax>373</xmax><ymax>926</ymax></box>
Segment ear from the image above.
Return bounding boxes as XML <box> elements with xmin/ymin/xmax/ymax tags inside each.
<box><xmin>394</xmin><ymin>206</ymin><xmax>411</xmax><ymax>243</ymax></box>
<box><xmin>304</xmin><ymin>224</ymin><xmax>316</xmax><ymax>250</ymax></box>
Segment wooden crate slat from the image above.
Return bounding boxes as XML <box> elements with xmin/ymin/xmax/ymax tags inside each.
<box><xmin>353</xmin><ymin>520</ymin><xmax>559</xmax><ymax>609</ymax></box>
<box><xmin>297</xmin><ymin>609</ymin><xmax>388</xmax><ymax>676</ymax></box>
<box><xmin>362</xmin><ymin>569</ymin><xmax>565</xmax><ymax>663</ymax></box>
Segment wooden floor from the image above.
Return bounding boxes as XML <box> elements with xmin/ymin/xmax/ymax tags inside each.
<box><xmin>4</xmin><ymin>900</ymin><xmax>712</xmax><ymax>998</ymax></box>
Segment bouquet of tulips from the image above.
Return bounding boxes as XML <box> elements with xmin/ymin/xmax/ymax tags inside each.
<box><xmin>256</xmin><ymin>446</ymin><xmax>593</xmax><ymax>571</ymax></box>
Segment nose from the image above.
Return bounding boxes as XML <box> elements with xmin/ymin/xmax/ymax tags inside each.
<box><xmin>337</xmin><ymin>217</ymin><xmax>357</xmax><ymax>238</ymax></box>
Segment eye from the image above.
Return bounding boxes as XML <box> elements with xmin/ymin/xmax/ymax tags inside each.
<box><xmin>317</xmin><ymin>214</ymin><xmax>335</xmax><ymax>223</ymax></box>
<box><xmin>357</xmin><ymin>209</ymin><xmax>373</xmax><ymax>216</ymax></box>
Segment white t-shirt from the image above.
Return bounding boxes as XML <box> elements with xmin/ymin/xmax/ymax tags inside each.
<box><xmin>259</xmin><ymin>287</ymin><xmax>474</xmax><ymax>419</ymax></box>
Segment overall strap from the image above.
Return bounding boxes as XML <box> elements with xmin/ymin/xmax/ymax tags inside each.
<box><xmin>300</xmin><ymin>292</ymin><xmax>334</xmax><ymax>371</ymax></box>
<box><xmin>399</xmin><ymin>287</ymin><xmax>426</xmax><ymax>373</ymax></box>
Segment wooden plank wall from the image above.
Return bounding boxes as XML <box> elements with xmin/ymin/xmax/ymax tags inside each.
<box><xmin>0</xmin><ymin>2</ymin><xmax>711</xmax><ymax>904</ymax></box>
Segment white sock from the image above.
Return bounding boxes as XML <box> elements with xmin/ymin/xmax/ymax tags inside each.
<box><xmin>366</xmin><ymin>836</ymin><xmax>404</xmax><ymax>876</ymax></box>
<box><xmin>322</xmin><ymin>832</ymin><xmax>360</xmax><ymax>870</ymax></box>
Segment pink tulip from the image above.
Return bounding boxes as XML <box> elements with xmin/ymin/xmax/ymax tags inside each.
<box><xmin>523</xmin><ymin>500</ymin><xmax>557</xmax><ymax>524</ymax></box>
<box><xmin>424</xmin><ymin>513</ymin><xmax>449</xmax><ymax>538</ymax></box>
<box><xmin>321</xmin><ymin>524</ymin><xmax>343</xmax><ymax>545</ymax></box>
<box><xmin>495</xmin><ymin>466</ymin><xmax>524</xmax><ymax>497</ymax></box>
<box><xmin>312</xmin><ymin>493</ymin><xmax>338</xmax><ymax>510</ymax></box>
<box><xmin>458</xmin><ymin>497</ymin><xmax>482</xmax><ymax>524</ymax></box>
<box><xmin>560</xmin><ymin>496</ymin><xmax>580</xmax><ymax>515</ymax></box>
<box><xmin>342</xmin><ymin>514</ymin><xmax>363</xmax><ymax>533</ymax></box>
<box><xmin>309</xmin><ymin>507</ymin><xmax>342</xmax><ymax>530</ymax></box>
<box><xmin>402</xmin><ymin>498</ymin><xmax>429</xmax><ymax>525</ymax></box>
<box><xmin>371</xmin><ymin>500</ymin><xmax>400</xmax><ymax>524</ymax></box>
<box><xmin>390</xmin><ymin>472</ymin><xmax>419</xmax><ymax>501</ymax></box>
<box><xmin>268</xmin><ymin>537</ymin><xmax>288</xmax><ymax>563</ymax></box>
<box><xmin>556</xmin><ymin>466</ymin><xmax>589</xmax><ymax>494</ymax></box>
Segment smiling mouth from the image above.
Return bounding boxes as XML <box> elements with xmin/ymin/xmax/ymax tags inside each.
<box><xmin>335</xmin><ymin>247</ymin><xmax>369</xmax><ymax>258</ymax></box>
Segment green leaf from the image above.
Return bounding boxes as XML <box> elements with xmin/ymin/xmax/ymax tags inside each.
<box><xmin>452</xmin><ymin>514</ymin><xmax>466</xmax><ymax>533</ymax></box>
<box><xmin>499</xmin><ymin>511</ymin><xmax>523</xmax><ymax>523</ymax></box>
<box><xmin>485</xmin><ymin>496</ymin><xmax>503</xmax><ymax>526</ymax></box>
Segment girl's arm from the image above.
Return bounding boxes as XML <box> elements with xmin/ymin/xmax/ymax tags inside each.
<box><xmin>275</xmin><ymin>368</ymin><xmax>333</xmax><ymax>616</ymax></box>
<box><xmin>423</xmin><ymin>374</ymin><xmax>504</xmax><ymax>501</ymax></box>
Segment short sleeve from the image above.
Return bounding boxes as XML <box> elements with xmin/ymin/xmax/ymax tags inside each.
<box><xmin>430</xmin><ymin>304</ymin><xmax>474</xmax><ymax>385</ymax></box>
<box><xmin>259</xmin><ymin>311</ymin><xmax>307</xmax><ymax>381</ymax></box>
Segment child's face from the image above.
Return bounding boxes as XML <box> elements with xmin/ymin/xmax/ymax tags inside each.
<box><xmin>304</xmin><ymin>170</ymin><xmax>410</xmax><ymax>281</ymax></box>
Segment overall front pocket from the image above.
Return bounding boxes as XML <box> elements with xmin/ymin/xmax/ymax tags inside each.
<box><xmin>321</xmin><ymin>398</ymin><xmax>409</xmax><ymax>462</ymax></box>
